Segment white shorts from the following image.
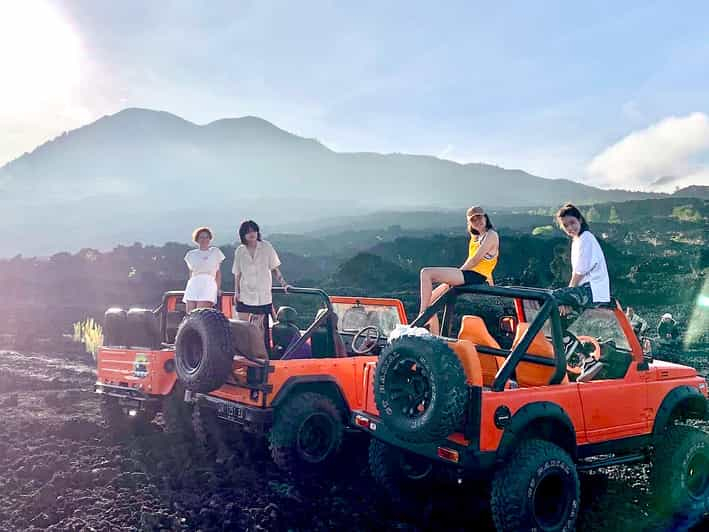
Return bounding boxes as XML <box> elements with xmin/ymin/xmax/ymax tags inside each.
<box><xmin>183</xmin><ymin>274</ymin><xmax>218</xmax><ymax>303</ymax></box>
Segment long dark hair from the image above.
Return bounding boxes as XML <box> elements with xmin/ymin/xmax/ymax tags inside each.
<box><xmin>555</xmin><ymin>203</ymin><xmax>589</xmax><ymax>235</ymax></box>
<box><xmin>238</xmin><ymin>220</ymin><xmax>262</xmax><ymax>244</ymax></box>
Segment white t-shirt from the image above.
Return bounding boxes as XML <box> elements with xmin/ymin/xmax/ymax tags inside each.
<box><xmin>232</xmin><ymin>240</ymin><xmax>281</xmax><ymax>306</ymax></box>
<box><xmin>184</xmin><ymin>247</ymin><xmax>225</xmax><ymax>276</ymax></box>
<box><xmin>571</xmin><ymin>231</ymin><xmax>610</xmax><ymax>302</ymax></box>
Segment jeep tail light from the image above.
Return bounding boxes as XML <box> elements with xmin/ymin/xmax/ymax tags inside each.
<box><xmin>437</xmin><ymin>447</ymin><xmax>459</xmax><ymax>463</ymax></box>
<box><xmin>354</xmin><ymin>415</ymin><xmax>369</xmax><ymax>428</ymax></box>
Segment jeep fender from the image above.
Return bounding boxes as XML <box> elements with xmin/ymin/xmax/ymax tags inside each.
<box><xmin>496</xmin><ymin>402</ymin><xmax>577</xmax><ymax>461</ymax></box>
<box><xmin>652</xmin><ymin>386</ymin><xmax>707</xmax><ymax>436</ymax></box>
<box><xmin>271</xmin><ymin>375</ymin><xmax>349</xmax><ymax>419</ymax></box>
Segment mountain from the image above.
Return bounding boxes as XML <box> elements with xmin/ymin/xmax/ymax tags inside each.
<box><xmin>0</xmin><ymin>108</ymin><xmax>663</xmax><ymax>256</ymax></box>
<box><xmin>674</xmin><ymin>185</ymin><xmax>709</xmax><ymax>199</ymax></box>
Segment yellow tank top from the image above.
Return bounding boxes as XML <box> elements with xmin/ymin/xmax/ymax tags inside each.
<box><xmin>467</xmin><ymin>231</ymin><xmax>498</xmax><ymax>281</ymax></box>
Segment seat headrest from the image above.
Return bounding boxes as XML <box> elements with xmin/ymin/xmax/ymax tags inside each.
<box><xmin>276</xmin><ymin>306</ymin><xmax>298</xmax><ymax>324</ymax></box>
<box><xmin>459</xmin><ymin>315</ymin><xmax>501</xmax><ymax>349</ymax></box>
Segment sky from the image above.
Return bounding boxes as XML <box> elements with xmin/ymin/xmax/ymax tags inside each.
<box><xmin>1</xmin><ymin>0</ymin><xmax>708</xmax><ymax>192</ymax></box>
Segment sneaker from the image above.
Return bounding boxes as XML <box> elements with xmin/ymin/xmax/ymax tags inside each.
<box><xmin>577</xmin><ymin>357</ymin><xmax>604</xmax><ymax>382</ymax></box>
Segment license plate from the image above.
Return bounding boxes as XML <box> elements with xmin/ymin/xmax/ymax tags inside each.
<box><xmin>216</xmin><ymin>400</ymin><xmax>243</xmax><ymax>422</ymax></box>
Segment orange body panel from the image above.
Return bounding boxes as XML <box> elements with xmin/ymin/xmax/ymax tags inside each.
<box><xmin>96</xmin><ymin>347</ymin><xmax>177</xmax><ymax>396</ymax></box>
<box><xmin>360</xmin><ymin>304</ymin><xmax>706</xmax><ymax>455</ymax></box>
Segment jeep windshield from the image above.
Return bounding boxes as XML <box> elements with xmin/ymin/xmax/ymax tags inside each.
<box><xmin>329</xmin><ymin>297</ymin><xmax>407</xmax><ymax>336</ymax></box>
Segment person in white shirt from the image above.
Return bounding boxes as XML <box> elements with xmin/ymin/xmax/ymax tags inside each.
<box><xmin>232</xmin><ymin>220</ymin><xmax>291</xmax><ymax>347</ymax></box>
<box><xmin>554</xmin><ymin>203</ymin><xmax>611</xmax><ymax>381</ymax></box>
<box><xmin>183</xmin><ymin>227</ymin><xmax>226</xmax><ymax>312</ymax></box>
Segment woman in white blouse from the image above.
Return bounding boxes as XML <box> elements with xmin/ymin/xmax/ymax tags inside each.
<box><xmin>183</xmin><ymin>227</ymin><xmax>225</xmax><ymax>312</ymax></box>
<box><xmin>232</xmin><ymin>220</ymin><xmax>290</xmax><ymax>341</ymax></box>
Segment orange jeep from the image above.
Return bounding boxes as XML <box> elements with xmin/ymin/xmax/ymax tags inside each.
<box><xmin>351</xmin><ymin>284</ymin><xmax>709</xmax><ymax>530</ymax></box>
<box><xmin>173</xmin><ymin>287</ymin><xmax>408</xmax><ymax>475</ymax></box>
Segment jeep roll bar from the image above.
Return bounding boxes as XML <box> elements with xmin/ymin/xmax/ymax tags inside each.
<box><xmin>410</xmin><ymin>284</ymin><xmax>568</xmax><ymax>391</ymax></box>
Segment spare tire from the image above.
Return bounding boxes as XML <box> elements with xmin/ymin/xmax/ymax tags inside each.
<box><xmin>103</xmin><ymin>308</ymin><xmax>128</xmax><ymax>347</ymax></box>
<box><xmin>175</xmin><ymin>308</ymin><xmax>233</xmax><ymax>392</ymax></box>
<box><xmin>126</xmin><ymin>308</ymin><xmax>161</xmax><ymax>349</ymax></box>
<box><xmin>374</xmin><ymin>335</ymin><xmax>466</xmax><ymax>443</ymax></box>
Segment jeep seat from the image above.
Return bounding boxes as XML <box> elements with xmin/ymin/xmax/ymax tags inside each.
<box><xmin>448</xmin><ymin>339</ymin><xmax>483</xmax><ymax>387</ymax></box>
<box><xmin>512</xmin><ymin>322</ymin><xmax>568</xmax><ymax>387</ymax></box>
<box><xmin>271</xmin><ymin>306</ymin><xmax>301</xmax><ymax>359</ymax></box>
<box><xmin>311</xmin><ymin>309</ymin><xmax>347</xmax><ymax>358</ymax></box>
<box><xmin>458</xmin><ymin>315</ymin><xmax>505</xmax><ymax>387</ymax></box>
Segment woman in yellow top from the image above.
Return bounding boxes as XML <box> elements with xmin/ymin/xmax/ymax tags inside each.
<box><xmin>419</xmin><ymin>206</ymin><xmax>499</xmax><ymax>333</ymax></box>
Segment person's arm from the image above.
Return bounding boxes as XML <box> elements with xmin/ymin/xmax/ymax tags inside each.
<box><xmin>460</xmin><ymin>231</ymin><xmax>498</xmax><ymax>270</ymax></box>
<box><xmin>268</xmin><ymin>243</ymin><xmax>289</xmax><ymax>291</ymax></box>
<box><xmin>215</xmin><ymin>270</ymin><xmax>222</xmax><ymax>291</ymax></box>
<box><xmin>570</xmin><ymin>234</ymin><xmax>596</xmax><ymax>286</ymax></box>
<box><xmin>234</xmin><ymin>273</ymin><xmax>241</xmax><ymax>301</ymax></box>
<box><xmin>184</xmin><ymin>252</ymin><xmax>194</xmax><ymax>278</ymax></box>
<box><xmin>273</xmin><ymin>267</ymin><xmax>290</xmax><ymax>291</ymax></box>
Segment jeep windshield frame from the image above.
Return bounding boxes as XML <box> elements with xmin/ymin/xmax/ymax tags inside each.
<box><xmin>410</xmin><ymin>284</ymin><xmax>567</xmax><ymax>391</ymax></box>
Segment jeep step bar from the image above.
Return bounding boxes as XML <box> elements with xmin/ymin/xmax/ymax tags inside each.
<box><xmin>576</xmin><ymin>452</ymin><xmax>647</xmax><ymax>472</ymax></box>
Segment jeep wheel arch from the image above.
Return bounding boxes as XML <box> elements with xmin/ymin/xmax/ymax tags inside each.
<box><xmin>653</xmin><ymin>386</ymin><xmax>708</xmax><ymax>436</ymax></box>
<box><xmin>271</xmin><ymin>376</ymin><xmax>350</xmax><ymax>421</ymax></box>
<box><xmin>496</xmin><ymin>402</ymin><xmax>577</xmax><ymax>461</ymax></box>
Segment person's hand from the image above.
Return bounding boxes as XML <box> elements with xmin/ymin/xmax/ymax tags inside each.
<box><xmin>559</xmin><ymin>305</ymin><xmax>572</xmax><ymax>317</ymax></box>
<box><xmin>283</xmin><ymin>284</ymin><xmax>292</xmax><ymax>293</ymax></box>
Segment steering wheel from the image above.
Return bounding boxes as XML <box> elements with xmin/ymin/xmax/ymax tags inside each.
<box><xmin>351</xmin><ymin>325</ymin><xmax>381</xmax><ymax>354</ymax></box>
<box><xmin>565</xmin><ymin>332</ymin><xmax>601</xmax><ymax>378</ymax></box>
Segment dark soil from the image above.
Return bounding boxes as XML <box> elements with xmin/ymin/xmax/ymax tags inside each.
<box><xmin>0</xmin><ymin>349</ymin><xmax>707</xmax><ymax>531</ymax></box>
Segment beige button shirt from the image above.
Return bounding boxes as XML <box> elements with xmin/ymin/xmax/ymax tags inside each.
<box><xmin>232</xmin><ymin>240</ymin><xmax>281</xmax><ymax>305</ymax></box>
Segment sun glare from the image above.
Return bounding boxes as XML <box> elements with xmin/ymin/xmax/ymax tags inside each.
<box><xmin>0</xmin><ymin>1</ymin><xmax>81</xmax><ymax>111</ymax></box>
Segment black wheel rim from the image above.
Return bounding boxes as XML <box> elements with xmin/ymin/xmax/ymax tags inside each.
<box><xmin>399</xmin><ymin>451</ymin><xmax>433</xmax><ymax>480</ymax></box>
<box><xmin>687</xmin><ymin>452</ymin><xmax>709</xmax><ymax>500</ymax></box>
<box><xmin>532</xmin><ymin>469</ymin><xmax>570</xmax><ymax>529</ymax></box>
<box><xmin>181</xmin><ymin>329</ymin><xmax>203</xmax><ymax>374</ymax></box>
<box><xmin>387</xmin><ymin>357</ymin><xmax>432</xmax><ymax>419</ymax></box>
<box><xmin>297</xmin><ymin>412</ymin><xmax>336</xmax><ymax>463</ymax></box>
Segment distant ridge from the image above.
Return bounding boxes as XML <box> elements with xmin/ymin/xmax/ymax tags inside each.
<box><xmin>0</xmin><ymin>107</ymin><xmax>666</xmax><ymax>255</ymax></box>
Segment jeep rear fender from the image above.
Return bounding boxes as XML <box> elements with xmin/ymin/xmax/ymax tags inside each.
<box><xmin>271</xmin><ymin>376</ymin><xmax>349</xmax><ymax>419</ymax></box>
<box><xmin>496</xmin><ymin>401</ymin><xmax>577</xmax><ymax>460</ymax></box>
<box><xmin>652</xmin><ymin>385</ymin><xmax>707</xmax><ymax>435</ymax></box>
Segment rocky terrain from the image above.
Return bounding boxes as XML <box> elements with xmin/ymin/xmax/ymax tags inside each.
<box><xmin>0</xmin><ymin>349</ymin><xmax>707</xmax><ymax>531</ymax></box>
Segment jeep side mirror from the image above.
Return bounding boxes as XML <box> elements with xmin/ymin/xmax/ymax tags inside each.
<box><xmin>500</xmin><ymin>316</ymin><xmax>517</xmax><ymax>334</ymax></box>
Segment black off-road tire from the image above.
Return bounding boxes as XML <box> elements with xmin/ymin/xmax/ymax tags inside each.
<box><xmin>175</xmin><ymin>308</ymin><xmax>233</xmax><ymax>393</ymax></box>
<box><xmin>162</xmin><ymin>384</ymin><xmax>194</xmax><ymax>439</ymax></box>
<box><xmin>269</xmin><ymin>392</ymin><xmax>344</xmax><ymax>476</ymax></box>
<box><xmin>100</xmin><ymin>395</ymin><xmax>155</xmax><ymax>436</ymax></box>
<box><xmin>651</xmin><ymin>425</ymin><xmax>709</xmax><ymax>518</ymax></box>
<box><xmin>491</xmin><ymin>439</ymin><xmax>580</xmax><ymax>532</ymax></box>
<box><xmin>368</xmin><ymin>438</ymin><xmax>435</xmax><ymax>510</ymax></box>
<box><xmin>374</xmin><ymin>335</ymin><xmax>466</xmax><ymax>443</ymax></box>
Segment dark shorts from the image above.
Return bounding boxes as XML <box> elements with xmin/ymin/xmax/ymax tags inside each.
<box><xmin>235</xmin><ymin>301</ymin><xmax>273</xmax><ymax>315</ymax></box>
<box><xmin>462</xmin><ymin>270</ymin><xmax>487</xmax><ymax>285</ymax></box>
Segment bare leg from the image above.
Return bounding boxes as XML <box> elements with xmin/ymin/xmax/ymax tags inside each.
<box><xmin>195</xmin><ymin>300</ymin><xmax>213</xmax><ymax>309</ymax></box>
<box><xmin>185</xmin><ymin>301</ymin><xmax>196</xmax><ymax>313</ymax></box>
<box><xmin>238</xmin><ymin>312</ymin><xmax>252</xmax><ymax>322</ymax></box>
<box><xmin>419</xmin><ymin>267</ymin><xmax>466</xmax><ymax>315</ymax></box>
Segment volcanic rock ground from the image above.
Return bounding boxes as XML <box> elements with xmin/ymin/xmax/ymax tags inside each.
<box><xmin>0</xmin><ymin>349</ymin><xmax>707</xmax><ymax>531</ymax></box>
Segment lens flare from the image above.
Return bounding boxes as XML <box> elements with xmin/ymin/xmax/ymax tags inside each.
<box><xmin>685</xmin><ymin>278</ymin><xmax>709</xmax><ymax>351</ymax></box>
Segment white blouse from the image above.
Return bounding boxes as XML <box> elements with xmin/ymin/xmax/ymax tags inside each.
<box><xmin>232</xmin><ymin>240</ymin><xmax>281</xmax><ymax>306</ymax></box>
<box><xmin>184</xmin><ymin>247</ymin><xmax>225</xmax><ymax>276</ymax></box>
<box><xmin>571</xmin><ymin>231</ymin><xmax>610</xmax><ymax>302</ymax></box>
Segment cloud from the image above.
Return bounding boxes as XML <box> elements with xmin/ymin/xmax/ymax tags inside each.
<box><xmin>587</xmin><ymin>112</ymin><xmax>709</xmax><ymax>190</ymax></box>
